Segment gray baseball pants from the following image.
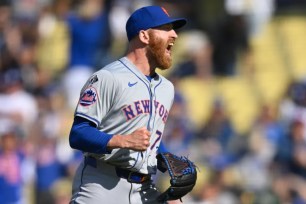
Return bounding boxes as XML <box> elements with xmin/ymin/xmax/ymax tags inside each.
<box><xmin>70</xmin><ymin>157</ymin><xmax>165</xmax><ymax>204</ymax></box>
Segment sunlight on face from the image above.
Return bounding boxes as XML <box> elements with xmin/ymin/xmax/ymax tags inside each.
<box><xmin>146</xmin><ymin>24</ymin><xmax>175</xmax><ymax>70</ymax></box>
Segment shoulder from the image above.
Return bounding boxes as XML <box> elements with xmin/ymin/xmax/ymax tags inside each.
<box><xmin>95</xmin><ymin>60</ymin><xmax>121</xmax><ymax>77</ymax></box>
<box><xmin>89</xmin><ymin>60</ymin><xmax>128</xmax><ymax>87</ymax></box>
<box><xmin>98</xmin><ymin>60</ymin><xmax>127</xmax><ymax>74</ymax></box>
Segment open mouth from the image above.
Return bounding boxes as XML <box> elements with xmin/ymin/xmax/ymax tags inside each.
<box><xmin>166</xmin><ymin>42</ymin><xmax>174</xmax><ymax>55</ymax></box>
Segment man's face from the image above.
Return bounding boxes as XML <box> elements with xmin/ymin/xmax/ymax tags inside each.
<box><xmin>146</xmin><ymin>24</ymin><xmax>177</xmax><ymax>70</ymax></box>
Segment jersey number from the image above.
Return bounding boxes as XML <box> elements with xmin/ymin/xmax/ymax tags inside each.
<box><xmin>150</xmin><ymin>130</ymin><xmax>162</xmax><ymax>150</ymax></box>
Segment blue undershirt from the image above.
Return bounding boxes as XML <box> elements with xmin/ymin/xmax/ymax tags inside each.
<box><xmin>146</xmin><ymin>75</ymin><xmax>155</xmax><ymax>81</ymax></box>
<box><xmin>69</xmin><ymin>117</ymin><xmax>113</xmax><ymax>154</ymax></box>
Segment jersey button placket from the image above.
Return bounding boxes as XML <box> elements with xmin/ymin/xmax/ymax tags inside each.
<box><xmin>149</xmin><ymin>83</ymin><xmax>155</xmax><ymax>131</ymax></box>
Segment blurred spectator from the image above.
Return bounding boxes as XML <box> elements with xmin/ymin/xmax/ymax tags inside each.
<box><xmin>249</xmin><ymin>104</ymin><xmax>285</xmax><ymax>164</ymax></box>
<box><xmin>0</xmin><ymin>68</ymin><xmax>38</xmax><ymax>137</ymax></box>
<box><xmin>107</xmin><ymin>0</ymin><xmax>130</xmax><ymax>57</ymax></box>
<box><xmin>50</xmin><ymin>178</ymin><xmax>72</xmax><ymax>204</ymax></box>
<box><xmin>248</xmin><ymin>0</ymin><xmax>275</xmax><ymax>37</ymax></box>
<box><xmin>0</xmin><ymin>23</ymin><xmax>22</xmax><ymax>72</ymax></box>
<box><xmin>65</xmin><ymin>0</ymin><xmax>112</xmax><ymax>68</ymax></box>
<box><xmin>192</xmin><ymin>0</ymin><xmax>225</xmax><ymax>31</ymax></box>
<box><xmin>170</xmin><ymin>30</ymin><xmax>213</xmax><ymax>80</ymax></box>
<box><xmin>18</xmin><ymin>44</ymin><xmax>38</xmax><ymax>92</ymax></box>
<box><xmin>197</xmin><ymin>99</ymin><xmax>235</xmax><ymax>150</ymax></box>
<box><xmin>62</xmin><ymin>0</ymin><xmax>112</xmax><ymax>110</ymax></box>
<box><xmin>210</xmin><ymin>14</ymin><xmax>250</xmax><ymax>76</ymax></box>
<box><xmin>225</xmin><ymin>0</ymin><xmax>275</xmax><ymax>37</ymax></box>
<box><xmin>10</xmin><ymin>0</ymin><xmax>50</xmax><ymax>21</ymax></box>
<box><xmin>28</xmin><ymin>86</ymin><xmax>79</xmax><ymax>204</ymax></box>
<box><xmin>162</xmin><ymin>92</ymin><xmax>194</xmax><ymax>156</ymax></box>
<box><xmin>0</xmin><ymin>7</ymin><xmax>39</xmax><ymax>93</ymax></box>
<box><xmin>0</xmin><ymin>1</ymin><xmax>11</xmax><ymax>49</ymax></box>
<box><xmin>279</xmin><ymin>80</ymin><xmax>306</xmax><ymax>139</ymax></box>
<box><xmin>0</xmin><ymin>122</ymin><xmax>26</xmax><ymax>204</ymax></box>
<box><xmin>222</xmin><ymin>105</ymin><xmax>284</xmax><ymax>202</ymax></box>
<box><xmin>274</xmin><ymin>119</ymin><xmax>306</xmax><ymax>178</ymax></box>
<box><xmin>272</xmin><ymin>173</ymin><xmax>293</xmax><ymax>204</ymax></box>
<box><xmin>36</xmin><ymin>0</ymin><xmax>70</xmax><ymax>86</ymax></box>
<box><xmin>34</xmin><ymin>137</ymin><xmax>67</xmax><ymax>204</ymax></box>
<box><xmin>272</xmin><ymin>172</ymin><xmax>306</xmax><ymax>203</ymax></box>
<box><xmin>196</xmin><ymin>98</ymin><xmax>238</xmax><ymax>170</ymax></box>
<box><xmin>195</xmin><ymin>171</ymin><xmax>239</xmax><ymax>204</ymax></box>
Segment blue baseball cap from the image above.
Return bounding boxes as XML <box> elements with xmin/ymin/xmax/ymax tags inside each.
<box><xmin>126</xmin><ymin>6</ymin><xmax>187</xmax><ymax>41</ymax></box>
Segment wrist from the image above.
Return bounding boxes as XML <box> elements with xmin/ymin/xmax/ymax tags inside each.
<box><xmin>107</xmin><ymin>134</ymin><xmax>124</xmax><ymax>149</ymax></box>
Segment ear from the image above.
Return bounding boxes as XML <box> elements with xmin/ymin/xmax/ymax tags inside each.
<box><xmin>139</xmin><ymin>30</ymin><xmax>150</xmax><ymax>45</ymax></box>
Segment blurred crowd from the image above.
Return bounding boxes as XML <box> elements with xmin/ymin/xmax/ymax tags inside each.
<box><xmin>1</xmin><ymin>0</ymin><xmax>306</xmax><ymax>204</ymax></box>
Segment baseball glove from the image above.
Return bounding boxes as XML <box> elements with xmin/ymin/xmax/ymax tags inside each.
<box><xmin>156</xmin><ymin>152</ymin><xmax>197</xmax><ymax>202</ymax></box>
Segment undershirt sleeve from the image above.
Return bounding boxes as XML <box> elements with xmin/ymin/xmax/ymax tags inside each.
<box><xmin>69</xmin><ymin>116</ymin><xmax>113</xmax><ymax>154</ymax></box>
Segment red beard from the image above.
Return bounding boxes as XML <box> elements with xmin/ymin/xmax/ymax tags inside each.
<box><xmin>147</xmin><ymin>33</ymin><xmax>172</xmax><ymax>70</ymax></box>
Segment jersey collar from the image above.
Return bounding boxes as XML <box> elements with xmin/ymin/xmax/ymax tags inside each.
<box><xmin>119</xmin><ymin>57</ymin><xmax>161</xmax><ymax>83</ymax></box>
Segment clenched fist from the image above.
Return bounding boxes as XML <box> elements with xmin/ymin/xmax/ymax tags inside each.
<box><xmin>107</xmin><ymin>127</ymin><xmax>151</xmax><ymax>151</ymax></box>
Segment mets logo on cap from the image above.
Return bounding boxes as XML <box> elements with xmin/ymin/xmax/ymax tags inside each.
<box><xmin>161</xmin><ymin>7</ymin><xmax>170</xmax><ymax>17</ymax></box>
<box><xmin>79</xmin><ymin>86</ymin><xmax>98</xmax><ymax>106</ymax></box>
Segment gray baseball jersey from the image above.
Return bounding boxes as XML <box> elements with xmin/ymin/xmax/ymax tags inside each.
<box><xmin>75</xmin><ymin>57</ymin><xmax>174</xmax><ymax>174</ymax></box>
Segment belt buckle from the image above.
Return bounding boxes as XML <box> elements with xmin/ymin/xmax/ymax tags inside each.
<box><xmin>127</xmin><ymin>172</ymin><xmax>147</xmax><ymax>184</ymax></box>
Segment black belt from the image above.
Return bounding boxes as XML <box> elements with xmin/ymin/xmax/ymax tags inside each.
<box><xmin>84</xmin><ymin>156</ymin><xmax>151</xmax><ymax>184</ymax></box>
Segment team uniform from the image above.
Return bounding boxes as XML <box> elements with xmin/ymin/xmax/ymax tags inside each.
<box><xmin>70</xmin><ymin>57</ymin><xmax>174</xmax><ymax>204</ymax></box>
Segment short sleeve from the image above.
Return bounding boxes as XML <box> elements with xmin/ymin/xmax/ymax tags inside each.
<box><xmin>75</xmin><ymin>70</ymin><xmax>117</xmax><ymax>127</ymax></box>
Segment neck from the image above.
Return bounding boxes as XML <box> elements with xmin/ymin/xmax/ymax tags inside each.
<box><xmin>126</xmin><ymin>47</ymin><xmax>156</xmax><ymax>76</ymax></box>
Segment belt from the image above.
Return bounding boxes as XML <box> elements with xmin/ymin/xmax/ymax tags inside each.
<box><xmin>84</xmin><ymin>156</ymin><xmax>151</xmax><ymax>184</ymax></box>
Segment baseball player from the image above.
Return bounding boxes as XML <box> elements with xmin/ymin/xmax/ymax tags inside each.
<box><xmin>69</xmin><ymin>5</ymin><xmax>186</xmax><ymax>204</ymax></box>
